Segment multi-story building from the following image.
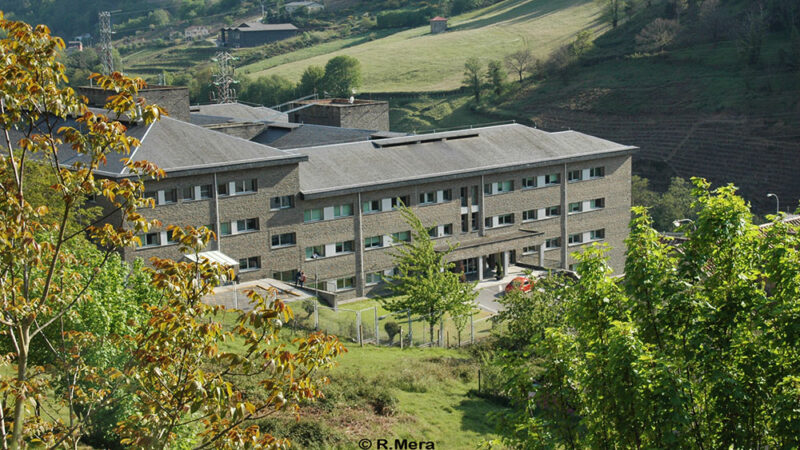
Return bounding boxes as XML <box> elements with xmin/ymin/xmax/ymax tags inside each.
<box><xmin>92</xmin><ymin>115</ymin><xmax>635</xmax><ymax>304</ymax></box>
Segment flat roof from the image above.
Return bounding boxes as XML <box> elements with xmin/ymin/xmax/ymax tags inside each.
<box><xmin>283</xmin><ymin>123</ymin><xmax>636</xmax><ymax>199</ymax></box>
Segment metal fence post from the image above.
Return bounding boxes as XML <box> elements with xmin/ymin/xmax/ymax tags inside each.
<box><xmin>439</xmin><ymin>317</ymin><xmax>444</xmax><ymax>347</ymax></box>
<box><xmin>233</xmin><ymin>283</ymin><xmax>238</xmax><ymax>310</ymax></box>
<box><xmin>470</xmin><ymin>313</ymin><xmax>474</xmax><ymax>344</ymax></box>
<box><xmin>314</xmin><ymin>298</ymin><xmax>319</xmax><ymax>331</ymax></box>
<box><xmin>407</xmin><ymin>311</ymin><xmax>412</xmax><ymax>347</ymax></box>
<box><xmin>374</xmin><ymin>306</ymin><xmax>379</xmax><ymax>346</ymax></box>
<box><xmin>356</xmin><ymin>310</ymin><xmax>362</xmax><ymax>345</ymax></box>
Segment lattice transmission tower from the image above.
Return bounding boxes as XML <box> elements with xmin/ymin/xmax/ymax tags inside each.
<box><xmin>210</xmin><ymin>52</ymin><xmax>238</xmax><ymax>104</ymax></box>
<box><xmin>98</xmin><ymin>11</ymin><xmax>114</xmax><ymax>75</ymax></box>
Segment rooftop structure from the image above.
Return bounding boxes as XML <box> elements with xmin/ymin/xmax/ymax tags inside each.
<box><xmin>220</xmin><ymin>22</ymin><xmax>299</xmax><ymax>48</ymax></box>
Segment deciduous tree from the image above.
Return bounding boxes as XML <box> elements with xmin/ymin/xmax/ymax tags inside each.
<box><xmin>321</xmin><ymin>55</ymin><xmax>362</xmax><ymax>97</ymax></box>
<box><xmin>505</xmin><ymin>47</ymin><xmax>535</xmax><ymax>83</ymax></box>
<box><xmin>462</xmin><ymin>57</ymin><xmax>483</xmax><ymax>102</ymax></box>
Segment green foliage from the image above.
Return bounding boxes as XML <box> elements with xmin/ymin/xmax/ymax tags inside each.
<box><xmin>493</xmin><ymin>178</ymin><xmax>800</xmax><ymax>448</ymax></box>
<box><xmin>463</xmin><ymin>56</ymin><xmax>483</xmax><ymax>101</ymax></box>
<box><xmin>376</xmin><ymin>8</ymin><xmax>434</xmax><ymax>29</ymax></box>
<box><xmin>322</xmin><ymin>55</ymin><xmax>362</xmax><ymax>97</ymax></box>
<box><xmin>632</xmin><ymin>175</ymin><xmax>696</xmax><ymax>231</ymax></box>
<box><xmin>239</xmin><ymin>73</ymin><xmax>297</xmax><ymax>106</ymax></box>
<box><xmin>486</xmin><ymin>59</ymin><xmax>507</xmax><ymax>96</ymax></box>
<box><xmin>256</xmin><ymin>418</ymin><xmax>344</xmax><ymax>449</ymax></box>
<box><xmin>297</xmin><ymin>64</ymin><xmax>325</xmax><ymax>95</ymax></box>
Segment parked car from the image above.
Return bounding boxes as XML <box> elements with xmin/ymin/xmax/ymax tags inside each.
<box><xmin>504</xmin><ymin>276</ymin><xmax>533</xmax><ymax>294</ymax></box>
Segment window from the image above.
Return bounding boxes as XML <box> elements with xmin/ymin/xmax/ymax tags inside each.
<box><xmin>335</xmin><ymin>240</ymin><xmax>354</xmax><ymax>254</ymax></box>
<box><xmin>419</xmin><ymin>191</ymin><xmax>436</xmax><ymax>205</ymax></box>
<box><xmin>471</xmin><ymin>186</ymin><xmax>479</xmax><ymax>205</ymax></box>
<box><xmin>236</xmin><ymin>218</ymin><xmax>259</xmax><ymax>232</ymax></box>
<box><xmin>498</xmin><ymin>180</ymin><xmax>514</xmax><ymax>193</ymax></box>
<box><xmin>271</xmin><ymin>232</ymin><xmax>296</xmax><ymax>248</ymax></box>
<box><xmin>142</xmin><ymin>232</ymin><xmax>160</xmax><ymax>247</ymax></box>
<box><xmin>182</xmin><ymin>186</ymin><xmax>194</xmax><ymax>201</ymax></box>
<box><xmin>522</xmin><ymin>209</ymin><xmax>538</xmax><ymax>222</ymax></box>
<box><xmin>428</xmin><ymin>227</ymin><xmax>438</xmax><ymax>238</ymax></box>
<box><xmin>568</xmin><ymin>233</ymin><xmax>583</xmax><ymax>245</ymax></box>
<box><xmin>442</xmin><ymin>224</ymin><xmax>453</xmax><ymax>236</ymax></box>
<box><xmin>162</xmin><ymin>189</ymin><xmax>178</xmax><ymax>204</ymax></box>
<box><xmin>589</xmin><ymin>167</ymin><xmax>605</xmax><ymax>178</ymax></box>
<box><xmin>166</xmin><ymin>229</ymin><xmax>179</xmax><ymax>244</ymax></box>
<box><xmin>363</xmin><ymin>200</ymin><xmax>381</xmax><ymax>213</ymax></box>
<box><xmin>365</xmin><ymin>235</ymin><xmax>383</xmax><ymax>249</ymax></box>
<box><xmin>442</xmin><ymin>189</ymin><xmax>452</xmax><ymax>201</ymax></box>
<box><xmin>239</xmin><ymin>256</ymin><xmax>260</xmax><ymax>271</ymax></box>
<box><xmin>484</xmin><ymin>217</ymin><xmax>493</xmax><ymax>229</ymax></box>
<box><xmin>234</xmin><ymin>178</ymin><xmax>257</xmax><ymax>194</ymax></box>
<box><xmin>545</xmin><ymin>205</ymin><xmax>561</xmax><ymax>218</ymax></box>
<box><xmin>460</xmin><ymin>187</ymin><xmax>468</xmax><ymax>207</ymax></box>
<box><xmin>273</xmin><ymin>269</ymin><xmax>298</xmax><ymax>282</ymax></box>
<box><xmin>568</xmin><ymin>170</ymin><xmax>583</xmax><ymax>182</ymax></box>
<box><xmin>336</xmin><ymin>277</ymin><xmax>355</xmax><ymax>291</ymax></box>
<box><xmin>471</xmin><ymin>214</ymin><xmax>479</xmax><ymax>231</ymax></box>
<box><xmin>333</xmin><ymin>203</ymin><xmax>353</xmax><ymax>218</ymax></box>
<box><xmin>199</xmin><ymin>184</ymin><xmax>213</xmax><ymax>199</ymax></box>
<box><xmin>391</xmin><ymin>196</ymin><xmax>409</xmax><ymax>210</ymax></box>
<box><xmin>144</xmin><ymin>191</ymin><xmax>157</xmax><ymax>202</ymax></box>
<box><xmin>365</xmin><ymin>272</ymin><xmax>382</xmax><ymax>286</ymax></box>
<box><xmin>498</xmin><ymin>214</ymin><xmax>514</xmax><ymax>226</ymax></box>
<box><xmin>568</xmin><ymin>202</ymin><xmax>583</xmax><ymax>213</ymax></box>
<box><xmin>391</xmin><ymin>231</ymin><xmax>410</xmax><ymax>244</ymax></box>
<box><xmin>590</xmin><ymin>229</ymin><xmax>605</xmax><ymax>240</ymax></box>
<box><xmin>522</xmin><ymin>176</ymin><xmax>537</xmax><ymax>189</ymax></box>
<box><xmin>220</xmin><ymin>222</ymin><xmax>232</xmax><ymax>236</ymax></box>
<box><xmin>589</xmin><ymin>198</ymin><xmax>605</xmax><ymax>209</ymax></box>
<box><xmin>461</xmin><ymin>214</ymin><xmax>469</xmax><ymax>233</ymax></box>
<box><xmin>523</xmin><ymin>245</ymin><xmax>540</xmax><ymax>255</ymax></box>
<box><xmin>544</xmin><ymin>173</ymin><xmax>561</xmax><ymax>185</ymax></box>
<box><xmin>270</xmin><ymin>195</ymin><xmax>294</xmax><ymax>210</ymax></box>
<box><xmin>484</xmin><ymin>183</ymin><xmax>492</xmax><ymax>195</ymax></box>
<box><xmin>304</xmin><ymin>208</ymin><xmax>323</xmax><ymax>222</ymax></box>
<box><xmin>545</xmin><ymin>237</ymin><xmax>561</xmax><ymax>249</ymax></box>
<box><xmin>217</xmin><ymin>183</ymin><xmax>229</xmax><ymax>196</ymax></box>
<box><xmin>305</xmin><ymin>245</ymin><xmax>325</xmax><ymax>260</ymax></box>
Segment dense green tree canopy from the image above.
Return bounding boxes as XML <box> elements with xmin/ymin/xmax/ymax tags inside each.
<box><xmin>492</xmin><ymin>178</ymin><xmax>800</xmax><ymax>448</ymax></box>
<box><xmin>321</xmin><ymin>55</ymin><xmax>362</xmax><ymax>98</ymax></box>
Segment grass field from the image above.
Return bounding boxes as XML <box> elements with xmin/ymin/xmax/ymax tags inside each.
<box><xmin>242</xmin><ymin>0</ymin><xmax>605</xmax><ymax>92</ymax></box>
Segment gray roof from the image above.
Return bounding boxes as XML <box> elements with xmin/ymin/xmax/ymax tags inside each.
<box><xmin>15</xmin><ymin>112</ymin><xmax>304</xmax><ymax>178</ymax></box>
<box><xmin>252</xmin><ymin>123</ymin><xmax>405</xmax><ymax>149</ymax></box>
<box><xmin>284</xmin><ymin>124</ymin><xmax>636</xmax><ymax>198</ymax></box>
<box><xmin>190</xmin><ymin>103</ymin><xmax>288</xmax><ymax>126</ymax></box>
<box><xmin>225</xmin><ymin>22</ymin><xmax>298</xmax><ymax>31</ymax></box>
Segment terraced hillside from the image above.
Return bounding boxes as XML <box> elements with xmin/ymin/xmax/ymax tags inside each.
<box><xmin>241</xmin><ymin>0</ymin><xmax>605</xmax><ymax>92</ymax></box>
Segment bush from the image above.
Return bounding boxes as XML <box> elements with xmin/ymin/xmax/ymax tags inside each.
<box><xmin>384</xmin><ymin>320</ymin><xmax>401</xmax><ymax>344</ymax></box>
<box><xmin>635</xmin><ymin>18</ymin><xmax>681</xmax><ymax>53</ymax></box>
<box><xmin>256</xmin><ymin>418</ymin><xmax>344</xmax><ymax>449</ymax></box>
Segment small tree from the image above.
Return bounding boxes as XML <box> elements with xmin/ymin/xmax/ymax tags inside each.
<box><xmin>739</xmin><ymin>6</ymin><xmax>767</xmax><ymax>66</ymax></box>
<box><xmin>462</xmin><ymin>56</ymin><xmax>484</xmax><ymax>102</ymax></box>
<box><xmin>321</xmin><ymin>55</ymin><xmax>362</xmax><ymax>97</ymax></box>
<box><xmin>596</xmin><ymin>0</ymin><xmax>624</xmax><ymax>28</ymax></box>
<box><xmin>382</xmin><ymin>206</ymin><xmax>477</xmax><ymax>344</ymax></box>
<box><xmin>505</xmin><ymin>47</ymin><xmax>535</xmax><ymax>83</ymax></box>
<box><xmin>486</xmin><ymin>59</ymin><xmax>507</xmax><ymax>96</ymax></box>
<box><xmin>298</xmin><ymin>64</ymin><xmax>325</xmax><ymax>95</ymax></box>
<box><xmin>635</xmin><ymin>18</ymin><xmax>681</xmax><ymax>53</ymax></box>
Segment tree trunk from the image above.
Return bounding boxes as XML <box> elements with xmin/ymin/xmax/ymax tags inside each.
<box><xmin>429</xmin><ymin>323</ymin><xmax>435</xmax><ymax>345</ymax></box>
<box><xmin>10</xmin><ymin>327</ymin><xmax>29</xmax><ymax>450</ymax></box>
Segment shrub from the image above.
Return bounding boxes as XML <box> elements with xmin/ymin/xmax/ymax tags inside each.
<box><xmin>384</xmin><ymin>320</ymin><xmax>401</xmax><ymax>344</ymax></box>
<box><xmin>635</xmin><ymin>18</ymin><xmax>681</xmax><ymax>53</ymax></box>
<box><xmin>256</xmin><ymin>418</ymin><xmax>344</xmax><ymax>449</ymax></box>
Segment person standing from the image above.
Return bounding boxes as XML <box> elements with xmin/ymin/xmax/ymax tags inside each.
<box><xmin>299</xmin><ymin>271</ymin><xmax>306</xmax><ymax>288</ymax></box>
<box><xmin>294</xmin><ymin>270</ymin><xmax>302</xmax><ymax>287</ymax></box>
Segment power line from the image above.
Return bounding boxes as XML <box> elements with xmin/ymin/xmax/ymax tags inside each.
<box><xmin>99</xmin><ymin>11</ymin><xmax>114</xmax><ymax>75</ymax></box>
<box><xmin>211</xmin><ymin>52</ymin><xmax>239</xmax><ymax>104</ymax></box>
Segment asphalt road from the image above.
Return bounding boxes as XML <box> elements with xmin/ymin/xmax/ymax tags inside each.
<box><xmin>476</xmin><ymin>283</ymin><xmax>507</xmax><ymax>314</ymax></box>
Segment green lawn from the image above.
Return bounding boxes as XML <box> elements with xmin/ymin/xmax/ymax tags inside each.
<box><xmin>242</xmin><ymin>0</ymin><xmax>605</xmax><ymax>92</ymax></box>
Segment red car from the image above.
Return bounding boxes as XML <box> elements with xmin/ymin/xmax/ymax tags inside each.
<box><xmin>505</xmin><ymin>276</ymin><xmax>533</xmax><ymax>294</ymax></box>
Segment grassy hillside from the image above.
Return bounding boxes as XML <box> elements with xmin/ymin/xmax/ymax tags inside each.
<box><xmin>242</xmin><ymin>0</ymin><xmax>606</xmax><ymax>92</ymax></box>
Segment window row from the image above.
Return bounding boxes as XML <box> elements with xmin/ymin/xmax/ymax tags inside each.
<box><xmin>484</xmin><ymin>166</ymin><xmax>606</xmax><ymax>196</ymax></box>
<box><xmin>540</xmin><ymin>228</ymin><xmax>606</xmax><ymax>250</ymax></box>
<box><xmin>144</xmin><ymin>179</ymin><xmax>260</xmax><ymax>206</ymax></box>
<box><xmin>304</xmin><ymin>203</ymin><xmax>354</xmax><ymax>222</ymax></box>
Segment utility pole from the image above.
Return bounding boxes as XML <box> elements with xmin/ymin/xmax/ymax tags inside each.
<box><xmin>210</xmin><ymin>52</ymin><xmax>238</xmax><ymax>104</ymax></box>
<box><xmin>98</xmin><ymin>11</ymin><xmax>114</xmax><ymax>75</ymax></box>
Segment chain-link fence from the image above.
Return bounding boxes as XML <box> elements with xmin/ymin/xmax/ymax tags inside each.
<box><xmin>286</xmin><ymin>298</ymin><xmax>497</xmax><ymax>348</ymax></box>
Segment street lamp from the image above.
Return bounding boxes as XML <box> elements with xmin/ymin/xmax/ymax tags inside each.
<box><xmin>767</xmin><ymin>193</ymin><xmax>779</xmax><ymax>215</ymax></box>
<box><xmin>673</xmin><ymin>218</ymin><xmax>695</xmax><ymax>230</ymax></box>
<box><xmin>312</xmin><ymin>252</ymin><xmax>320</xmax><ymax>295</ymax></box>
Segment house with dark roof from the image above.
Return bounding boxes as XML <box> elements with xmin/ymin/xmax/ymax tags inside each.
<box><xmin>220</xmin><ymin>22</ymin><xmax>299</xmax><ymax>47</ymax></box>
<box><xmin>80</xmin><ymin>119</ymin><xmax>634</xmax><ymax>305</ymax></box>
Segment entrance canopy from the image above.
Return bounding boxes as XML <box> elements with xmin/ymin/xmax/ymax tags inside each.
<box><xmin>183</xmin><ymin>251</ymin><xmax>238</xmax><ymax>267</ymax></box>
